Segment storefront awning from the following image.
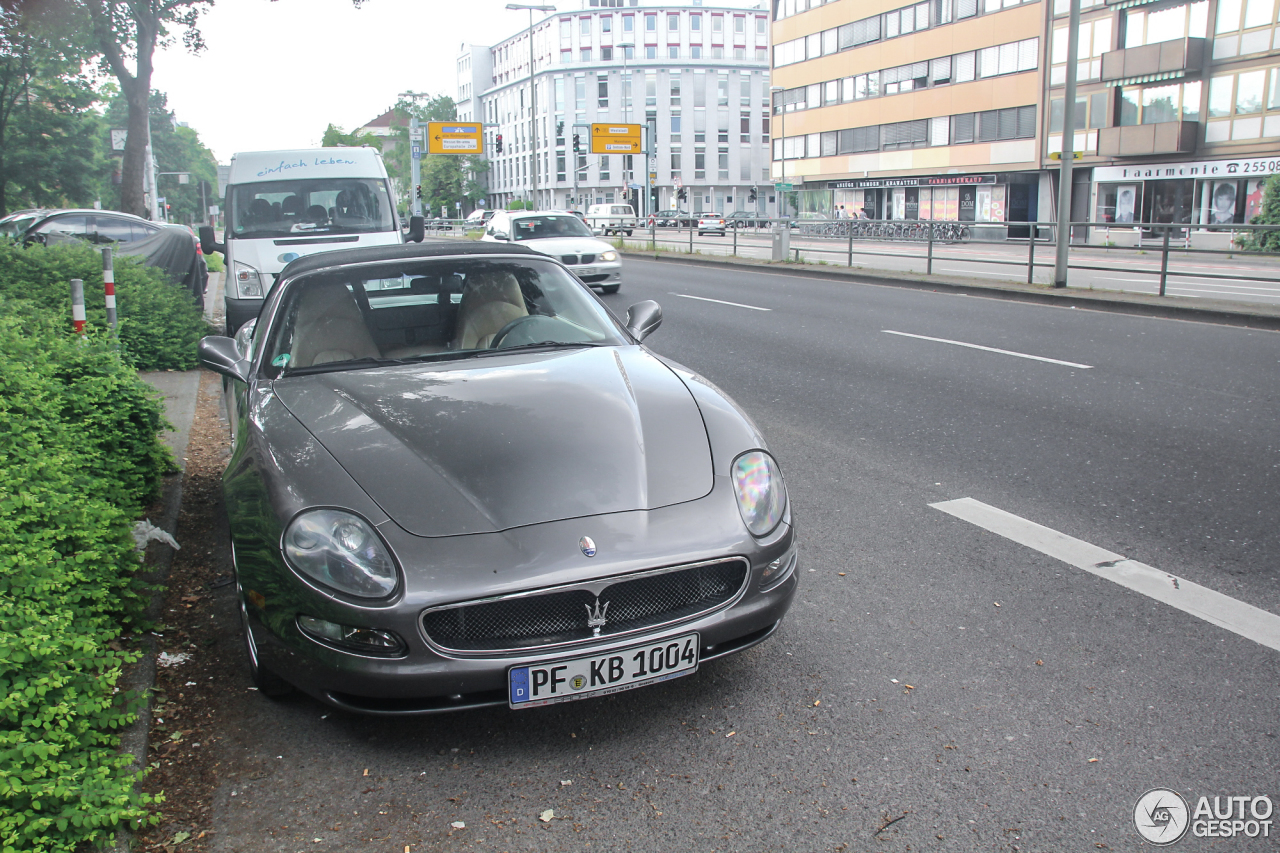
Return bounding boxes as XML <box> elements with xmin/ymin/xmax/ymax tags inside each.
<box><xmin>1104</xmin><ymin>70</ymin><xmax>1186</xmax><ymax>87</ymax></box>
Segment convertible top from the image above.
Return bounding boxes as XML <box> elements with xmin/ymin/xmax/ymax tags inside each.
<box><xmin>277</xmin><ymin>240</ymin><xmax>542</xmax><ymax>280</ymax></box>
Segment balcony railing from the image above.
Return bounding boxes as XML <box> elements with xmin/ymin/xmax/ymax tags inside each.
<box><xmin>1100</xmin><ymin>37</ymin><xmax>1206</xmax><ymax>84</ymax></box>
<box><xmin>1097</xmin><ymin>121</ymin><xmax>1199</xmax><ymax>156</ymax></box>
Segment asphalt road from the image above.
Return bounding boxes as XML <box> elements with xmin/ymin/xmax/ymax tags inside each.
<box><xmin>635</xmin><ymin>228</ymin><xmax>1280</xmax><ymax>305</ymax></box>
<box><xmin>201</xmin><ymin>262</ymin><xmax>1280</xmax><ymax>853</ymax></box>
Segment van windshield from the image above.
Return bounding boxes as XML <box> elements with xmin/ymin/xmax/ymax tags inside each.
<box><xmin>229</xmin><ymin>178</ymin><xmax>395</xmax><ymax>239</ymax></box>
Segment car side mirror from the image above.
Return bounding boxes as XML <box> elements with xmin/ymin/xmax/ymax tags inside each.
<box><xmin>492</xmin><ymin>231</ymin><xmax>509</xmax><ymax>241</ymax></box>
<box><xmin>198</xmin><ymin>225</ymin><xmax>225</xmax><ymax>255</ymax></box>
<box><xmin>198</xmin><ymin>335</ymin><xmax>251</xmax><ymax>383</ymax></box>
<box><xmin>625</xmin><ymin>300</ymin><xmax>662</xmax><ymax>342</ymax></box>
<box><xmin>408</xmin><ymin>215</ymin><xmax>425</xmax><ymax>243</ymax></box>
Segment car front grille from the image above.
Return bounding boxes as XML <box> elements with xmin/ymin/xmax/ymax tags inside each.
<box><xmin>421</xmin><ymin>558</ymin><xmax>749</xmax><ymax>655</ymax></box>
<box><xmin>561</xmin><ymin>254</ymin><xmax>577</xmax><ymax>264</ymax></box>
<box><xmin>560</xmin><ymin>254</ymin><xmax>598</xmax><ymax>266</ymax></box>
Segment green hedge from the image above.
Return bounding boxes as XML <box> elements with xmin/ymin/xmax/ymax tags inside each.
<box><xmin>0</xmin><ymin>314</ymin><xmax>168</xmax><ymax>852</ymax></box>
<box><xmin>0</xmin><ymin>241</ymin><xmax>213</xmax><ymax>371</ymax></box>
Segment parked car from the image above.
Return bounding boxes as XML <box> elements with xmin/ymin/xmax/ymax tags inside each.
<box><xmin>465</xmin><ymin>208</ymin><xmax>496</xmax><ymax>228</ymax></box>
<box><xmin>726</xmin><ymin>212</ymin><xmax>765</xmax><ymax>229</ymax></box>
<box><xmin>651</xmin><ymin>209</ymin><xmax>684</xmax><ymax>227</ymax></box>
<box><xmin>196</xmin><ymin>240</ymin><xmax>797</xmax><ymax>714</ymax></box>
<box><xmin>586</xmin><ymin>203</ymin><xmax>637</xmax><ymax>236</ymax></box>
<box><xmin>482</xmin><ymin>209</ymin><xmax>621</xmax><ymax>293</ymax></box>
<box><xmin>0</xmin><ymin>208</ymin><xmax>162</xmax><ymax>245</ymax></box>
<box><xmin>698</xmin><ymin>214</ymin><xmax>727</xmax><ymax>236</ymax></box>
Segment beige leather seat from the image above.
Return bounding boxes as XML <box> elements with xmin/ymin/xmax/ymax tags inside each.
<box><xmin>451</xmin><ymin>270</ymin><xmax>528</xmax><ymax>350</ymax></box>
<box><xmin>290</xmin><ymin>281</ymin><xmax>381</xmax><ymax>366</ymax></box>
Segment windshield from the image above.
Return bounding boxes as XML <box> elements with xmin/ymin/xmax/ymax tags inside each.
<box><xmin>228</xmin><ymin>178</ymin><xmax>394</xmax><ymax>239</ymax></box>
<box><xmin>0</xmin><ymin>214</ymin><xmax>37</xmax><ymax>239</ymax></box>
<box><xmin>511</xmin><ymin>214</ymin><xmax>593</xmax><ymax>240</ymax></box>
<box><xmin>264</xmin><ymin>256</ymin><xmax>628</xmax><ymax>376</ymax></box>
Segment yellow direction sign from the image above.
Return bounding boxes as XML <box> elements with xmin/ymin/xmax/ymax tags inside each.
<box><xmin>426</xmin><ymin>122</ymin><xmax>483</xmax><ymax>155</ymax></box>
<box><xmin>590</xmin><ymin>123</ymin><xmax>642</xmax><ymax>154</ymax></box>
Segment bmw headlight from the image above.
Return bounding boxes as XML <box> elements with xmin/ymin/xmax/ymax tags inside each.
<box><xmin>283</xmin><ymin>509</ymin><xmax>398</xmax><ymax>598</ymax></box>
<box><xmin>731</xmin><ymin>451</ymin><xmax>787</xmax><ymax>537</ymax></box>
<box><xmin>601</xmin><ymin>250</ymin><xmax>618</xmax><ymax>262</ymax></box>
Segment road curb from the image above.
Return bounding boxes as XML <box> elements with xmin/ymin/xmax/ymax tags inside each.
<box><xmin>620</xmin><ymin>249</ymin><xmax>1280</xmax><ymax>332</ymax></box>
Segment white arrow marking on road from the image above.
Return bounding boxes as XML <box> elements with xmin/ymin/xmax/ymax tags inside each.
<box><xmin>672</xmin><ymin>293</ymin><xmax>771</xmax><ymax>311</ymax></box>
<box><xmin>931</xmin><ymin>498</ymin><xmax>1280</xmax><ymax>653</ymax></box>
<box><xmin>882</xmin><ymin>330</ymin><xmax>1093</xmax><ymax>369</ymax></box>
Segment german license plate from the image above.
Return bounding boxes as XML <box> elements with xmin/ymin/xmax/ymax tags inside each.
<box><xmin>509</xmin><ymin>633</ymin><xmax>699</xmax><ymax>709</ymax></box>
<box><xmin>575</xmin><ymin>266</ymin><xmax>595</xmax><ymax>277</ymax></box>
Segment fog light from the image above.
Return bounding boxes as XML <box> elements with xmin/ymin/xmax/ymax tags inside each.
<box><xmin>760</xmin><ymin>550</ymin><xmax>798</xmax><ymax>592</ymax></box>
<box><xmin>298</xmin><ymin>615</ymin><xmax>406</xmax><ymax>656</ymax></box>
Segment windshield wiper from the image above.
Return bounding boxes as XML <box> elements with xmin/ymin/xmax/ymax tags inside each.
<box><xmin>476</xmin><ymin>341</ymin><xmax>606</xmax><ymax>356</ymax></box>
<box><xmin>284</xmin><ymin>355</ymin><xmax>436</xmax><ymax>375</ymax></box>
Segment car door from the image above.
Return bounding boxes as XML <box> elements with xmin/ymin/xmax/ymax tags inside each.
<box><xmin>31</xmin><ymin>214</ymin><xmax>90</xmax><ymax>244</ymax></box>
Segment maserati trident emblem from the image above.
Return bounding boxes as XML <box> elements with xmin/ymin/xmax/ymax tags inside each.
<box><xmin>585</xmin><ymin>598</ymin><xmax>610</xmax><ymax>636</ymax></box>
<box><xmin>579</xmin><ymin>536</ymin><xmax>597</xmax><ymax>557</ymax></box>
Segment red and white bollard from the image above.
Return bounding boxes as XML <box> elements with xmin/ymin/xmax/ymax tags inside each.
<box><xmin>102</xmin><ymin>247</ymin><xmax>118</xmax><ymax>337</ymax></box>
<box><xmin>70</xmin><ymin>278</ymin><xmax>85</xmax><ymax>335</ymax></box>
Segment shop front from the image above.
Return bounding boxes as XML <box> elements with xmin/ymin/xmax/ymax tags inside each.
<box><xmin>825</xmin><ymin>171</ymin><xmax>1042</xmax><ymax>239</ymax></box>
<box><xmin>1092</xmin><ymin>157</ymin><xmax>1279</xmax><ymax>231</ymax></box>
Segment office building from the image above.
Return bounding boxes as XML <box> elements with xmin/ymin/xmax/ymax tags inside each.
<box><xmin>770</xmin><ymin>0</ymin><xmax>1050</xmax><ymax>237</ymax></box>
<box><xmin>1048</xmin><ymin>0</ymin><xmax>1280</xmax><ymax>233</ymax></box>
<box><xmin>463</xmin><ymin>0</ymin><xmax>777</xmax><ymax>215</ymax></box>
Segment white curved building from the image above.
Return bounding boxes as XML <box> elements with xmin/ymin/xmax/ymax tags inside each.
<box><xmin>458</xmin><ymin>1</ymin><xmax>777</xmax><ymax>217</ymax></box>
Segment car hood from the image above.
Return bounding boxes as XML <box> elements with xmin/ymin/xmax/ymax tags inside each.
<box><xmin>511</xmin><ymin>236</ymin><xmax>617</xmax><ymax>257</ymax></box>
<box><xmin>273</xmin><ymin>346</ymin><xmax>713</xmax><ymax>537</ymax></box>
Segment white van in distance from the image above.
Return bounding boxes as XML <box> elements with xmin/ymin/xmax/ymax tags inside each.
<box><xmin>200</xmin><ymin>148</ymin><xmax>423</xmax><ymax>333</ymax></box>
<box><xmin>586</xmin><ymin>203</ymin><xmax>637</xmax><ymax>236</ymax></box>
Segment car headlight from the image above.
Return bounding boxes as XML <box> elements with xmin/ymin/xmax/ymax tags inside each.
<box><xmin>601</xmin><ymin>251</ymin><xmax>618</xmax><ymax>262</ymax></box>
<box><xmin>283</xmin><ymin>509</ymin><xmax>398</xmax><ymax>598</ymax></box>
<box><xmin>232</xmin><ymin>260</ymin><xmax>264</xmax><ymax>298</ymax></box>
<box><xmin>731</xmin><ymin>451</ymin><xmax>787</xmax><ymax>537</ymax></box>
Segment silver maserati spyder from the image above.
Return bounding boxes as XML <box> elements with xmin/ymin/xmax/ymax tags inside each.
<box><xmin>198</xmin><ymin>241</ymin><xmax>797</xmax><ymax>715</ymax></box>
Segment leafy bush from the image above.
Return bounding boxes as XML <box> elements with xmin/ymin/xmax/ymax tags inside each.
<box><xmin>204</xmin><ymin>251</ymin><xmax>224</xmax><ymax>273</ymax></box>
<box><xmin>0</xmin><ymin>315</ymin><xmax>164</xmax><ymax>852</ymax></box>
<box><xmin>1240</xmin><ymin>174</ymin><xmax>1280</xmax><ymax>252</ymax></box>
<box><xmin>0</xmin><ymin>240</ymin><xmax>212</xmax><ymax>371</ymax></box>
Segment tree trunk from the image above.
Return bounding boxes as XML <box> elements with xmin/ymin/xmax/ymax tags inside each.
<box><xmin>118</xmin><ymin>76</ymin><xmax>150</xmax><ymax>217</ymax></box>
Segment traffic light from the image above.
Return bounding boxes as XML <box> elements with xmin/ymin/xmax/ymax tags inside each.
<box><xmin>748</xmin><ymin>187</ymin><xmax>758</xmax><ymax>203</ymax></box>
<box><xmin>572</xmin><ymin>133</ymin><xmax>581</xmax><ymax>153</ymax></box>
<box><xmin>495</xmin><ymin>134</ymin><xmax>504</xmax><ymax>153</ymax></box>
<box><xmin>415</xmin><ymin>185</ymin><xmax>422</xmax><ymax>199</ymax></box>
<box><xmin>677</xmin><ymin>187</ymin><xmax>687</xmax><ymax>202</ymax></box>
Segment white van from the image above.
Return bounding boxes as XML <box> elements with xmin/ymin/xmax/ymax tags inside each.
<box><xmin>200</xmin><ymin>148</ymin><xmax>422</xmax><ymax>333</ymax></box>
<box><xmin>586</xmin><ymin>203</ymin><xmax>637</xmax><ymax>236</ymax></box>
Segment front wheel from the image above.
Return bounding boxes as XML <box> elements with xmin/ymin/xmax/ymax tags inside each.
<box><xmin>625</xmin><ymin>230</ymin><xmax>633</xmax><ymax>236</ymax></box>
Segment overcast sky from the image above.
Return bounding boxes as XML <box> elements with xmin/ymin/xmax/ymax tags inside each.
<box><xmin>153</xmin><ymin>0</ymin><xmax>545</xmax><ymax>163</ymax></box>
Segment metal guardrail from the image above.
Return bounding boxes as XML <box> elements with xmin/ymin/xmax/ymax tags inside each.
<box><xmin>626</xmin><ymin>218</ymin><xmax>1280</xmax><ymax>298</ymax></box>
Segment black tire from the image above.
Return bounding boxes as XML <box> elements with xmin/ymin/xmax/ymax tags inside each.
<box><xmin>602</xmin><ymin>284</ymin><xmax>620</xmax><ymax>294</ymax></box>
<box><xmin>625</xmin><ymin>230</ymin><xmax>633</xmax><ymax>236</ymax></box>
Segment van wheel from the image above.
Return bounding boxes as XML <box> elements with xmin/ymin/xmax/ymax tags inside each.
<box><xmin>625</xmin><ymin>230</ymin><xmax>633</xmax><ymax>236</ymax></box>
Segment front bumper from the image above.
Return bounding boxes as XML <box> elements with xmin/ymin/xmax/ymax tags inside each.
<box><xmin>571</xmin><ymin>259</ymin><xmax>622</xmax><ymax>287</ymax></box>
<box><xmin>240</xmin><ymin>498</ymin><xmax>797</xmax><ymax>715</ymax></box>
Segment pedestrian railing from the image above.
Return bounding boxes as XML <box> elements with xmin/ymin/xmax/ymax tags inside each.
<box><xmin>626</xmin><ymin>218</ymin><xmax>1280</xmax><ymax>297</ymax></box>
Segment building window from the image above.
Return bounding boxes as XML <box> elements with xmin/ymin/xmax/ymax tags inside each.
<box><xmin>718</xmin><ymin>152</ymin><xmax>729</xmax><ymax>180</ymax></box>
<box><xmin>645</xmin><ymin>46</ymin><xmax>657</xmax><ymax>59</ymax></box>
<box><xmin>559</xmin><ymin>18</ymin><xmax>571</xmax><ymax>43</ymax></box>
<box><xmin>580</xmin><ymin>47</ymin><xmax>592</xmax><ymax>61</ymax></box>
<box><xmin>712</xmin><ymin>15</ymin><xmax>723</xmax><ymax>33</ymax></box>
<box><xmin>601</xmin><ymin>16</ymin><xmax>612</xmax><ymax>33</ymax></box>
<box><xmin>645</xmin><ymin>14</ymin><xmax>656</xmax><ymax>32</ymax></box>
<box><xmin>669</xmin><ymin>46</ymin><xmax>680</xmax><ymax>58</ymax></box>
<box><xmin>598</xmin><ymin>77</ymin><xmax>609</xmax><ymax>108</ymax></box>
<box><xmin>691</xmin><ymin>14</ymin><xmax>701</xmax><ymax>31</ymax></box>
<box><xmin>741</xmin><ymin>112</ymin><xmax>751</xmax><ymax>142</ymax></box>
<box><xmin>691</xmin><ymin>45</ymin><xmax>702</xmax><ymax>58</ymax></box>
<box><xmin>668</xmin><ymin>13</ymin><xmax>679</xmax><ymax>31</ymax></box>
<box><xmin>580</xmin><ymin>16</ymin><xmax>591</xmax><ymax>36</ymax></box>
<box><xmin>1050</xmin><ymin>18</ymin><xmax>1111</xmax><ymax>85</ymax></box>
<box><xmin>601</xmin><ymin>46</ymin><xmax>613</xmax><ymax>60</ymax></box>
<box><xmin>695</xmin><ymin>152</ymin><xmax>706</xmax><ymax>179</ymax></box>
<box><xmin>671</xmin><ymin>113</ymin><xmax>682</xmax><ymax>133</ymax></box>
<box><xmin>600</xmin><ymin>155</ymin><xmax>610</xmax><ymax>181</ymax></box>
<box><xmin>623</xmin><ymin>15</ymin><xmax>633</xmax><ymax>33</ymax></box>
<box><xmin>557</xmin><ymin>155</ymin><xmax>566</xmax><ymax>182</ymax></box>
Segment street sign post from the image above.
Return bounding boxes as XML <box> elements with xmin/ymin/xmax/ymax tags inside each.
<box><xmin>590</xmin><ymin>123</ymin><xmax>642</xmax><ymax>154</ymax></box>
<box><xmin>426</xmin><ymin>122</ymin><xmax>484</xmax><ymax>155</ymax></box>
<box><xmin>775</xmin><ymin>182</ymin><xmax>793</xmax><ymax>191</ymax></box>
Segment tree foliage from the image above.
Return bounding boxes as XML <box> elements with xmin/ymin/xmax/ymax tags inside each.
<box><xmin>80</xmin><ymin>0</ymin><xmax>212</xmax><ymax>217</ymax></box>
<box><xmin>0</xmin><ymin>6</ymin><xmax>104</xmax><ymax>215</ymax></box>
<box><xmin>1240</xmin><ymin>174</ymin><xmax>1280</xmax><ymax>252</ymax></box>
<box><xmin>321</xmin><ymin>122</ymin><xmax>379</xmax><ymax>149</ymax></box>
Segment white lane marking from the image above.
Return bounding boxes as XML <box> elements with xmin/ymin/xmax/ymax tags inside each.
<box><xmin>671</xmin><ymin>293</ymin><xmax>771</xmax><ymax>311</ymax></box>
<box><xmin>882</xmin><ymin>330</ymin><xmax>1093</xmax><ymax>369</ymax></box>
<box><xmin>931</xmin><ymin>498</ymin><xmax>1280</xmax><ymax>653</ymax></box>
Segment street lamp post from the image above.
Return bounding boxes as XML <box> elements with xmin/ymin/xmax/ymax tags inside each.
<box><xmin>618</xmin><ymin>42</ymin><xmax>635</xmax><ymax>214</ymax></box>
<box><xmin>770</xmin><ymin>86</ymin><xmax>785</xmax><ymax>220</ymax></box>
<box><xmin>507</xmin><ymin>4</ymin><xmax>556</xmax><ymax>211</ymax></box>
